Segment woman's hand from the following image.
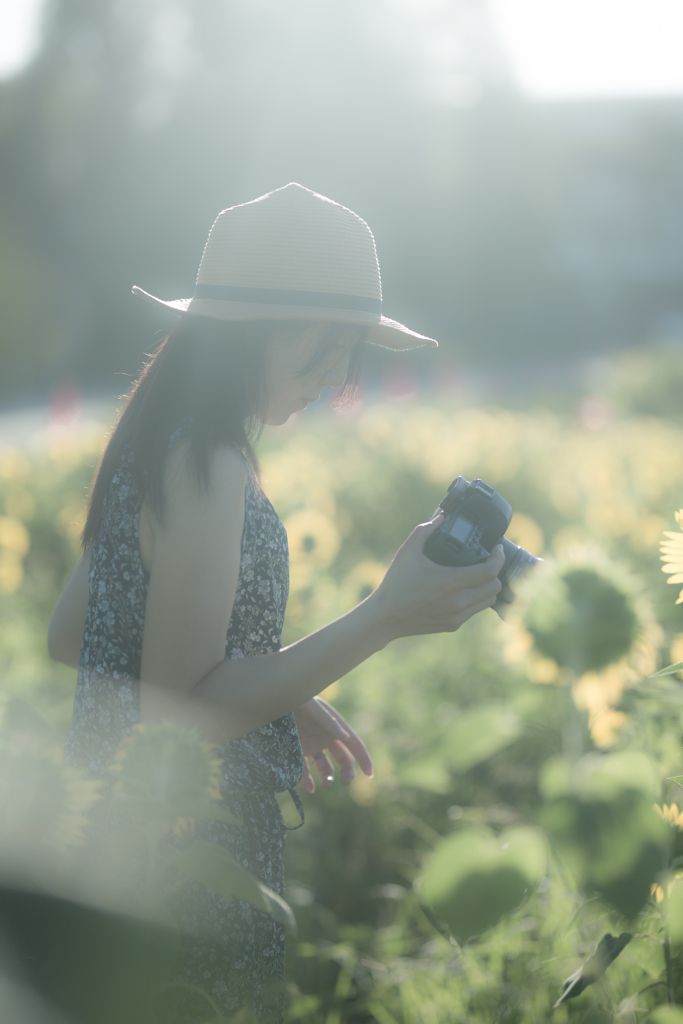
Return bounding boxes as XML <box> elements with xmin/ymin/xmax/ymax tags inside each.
<box><xmin>193</xmin><ymin>522</ymin><xmax>504</xmax><ymax>739</ymax></box>
<box><xmin>369</xmin><ymin>518</ymin><xmax>505</xmax><ymax>641</ymax></box>
<box><xmin>293</xmin><ymin>696</ymin><xmax>374</xmax><ymax>793</ymax></box>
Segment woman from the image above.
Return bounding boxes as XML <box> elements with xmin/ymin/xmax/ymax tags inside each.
<box><xmin>48</xmin><ymin>183</ymin><xmax>504</xmax><ymax>1023</ymax></box>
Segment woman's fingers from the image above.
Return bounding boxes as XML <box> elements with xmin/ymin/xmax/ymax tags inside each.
<box><xmin>456</xmin><ymin>595</ymin><xmax>502</xmax><ymax>627</ymax></box>
<box><xmin>300</xmin><ymin>760</ymin><xmax>316</xmax><ymax>794</ymax></box>
<box><xmin>320</xmin><ymin>701</ymin><xmax>374</xmax><ymax>778</ymax></box>
<box><xmin>308</xmin><ymin>695</ymin><xmax>349</xmax><ymax>738</ymax></box>
<box><xmin>325</xmin><ymin>740</ymin><xmax>357</xmax><ymax>785</ymax></box>
<box><xmin>403</xmin><ymin>525</ymin><xmax>504</xmax><ymax>583</ymax></box>
<box><xmin>377</xmin><ymin>530</ymin><xmax>507</xmax><ymax>639</ymax></box>
<box><xmin>294</xmin><ymin>696</ymin><xmax>374</xmax><ymax>791</ymax></box>
<box><xmin>455</xmin><ymin>577</ymin><xmax>502</xmax><ymax>611</ymax></box>
<box><xmin>305</xmin><ymin>740</ymin><xmax>373</xmax><ymax>789</ymax></box>
<box><xmin>337</xmin><ymin>731</ymin><xmax>373</xmax><ymax>778</ymax></box>
<box><xmin>310</xmin><ymin>750</ymin><xmax>335</xmax><ymax>786</ymax></box>
<box><xmin>437</xmin><ymin>545</ymin><xmax>505</xmax><ymax>587</ymax></box>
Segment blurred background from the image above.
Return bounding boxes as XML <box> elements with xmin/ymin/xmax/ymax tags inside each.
<box><xmin>3</xmin><ymin>4</ymin><xmax>683</xmax><ymax>1020</ymax></box>
<box><xmin>2</xmin><ymin>0</ymin><xmax>683</xmax><ymax>407</ymax></box>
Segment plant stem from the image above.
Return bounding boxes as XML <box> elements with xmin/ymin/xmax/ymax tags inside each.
<box><xmin>562</xmin><ymin>681</ymin><xmax>584</xmax><ymax>764</ymax></box>
<box><xmin>662</xmin><ymin>845</ymin><xmax>676</xmax><ymax>1004</ymax></box>
<box><xmin>664</xmin><ymin>933</ymin><xmax>675</xmax><ymax>1004</ymax></box>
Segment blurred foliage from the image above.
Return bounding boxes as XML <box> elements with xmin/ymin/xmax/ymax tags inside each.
<box><xmin>9</xmin><ymin>371</ymin><xmax>683</xmax><ymax>1017</ymax></box>
<box><xmin>4</xmin><ymin>1</ymin><xmax>683</xmax><ymax>396</ymax></box>
<box><xmin>0</xmin><ymin>713</ymin><xmax>290</xmax><ymax>1023</ymax></box>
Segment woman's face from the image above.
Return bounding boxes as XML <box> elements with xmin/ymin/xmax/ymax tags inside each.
<box><xmin>262</xmin><ymin>322</ymin><xmax>359</xmax><ymax>426</ymax></box>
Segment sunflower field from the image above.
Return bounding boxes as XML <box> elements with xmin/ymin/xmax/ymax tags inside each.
<box><xmin>5</xmin><ymin>360</ymin><xmax>683</xmax><ymax>1021</ymax></box>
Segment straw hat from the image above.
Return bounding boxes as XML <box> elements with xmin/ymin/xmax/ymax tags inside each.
<box><xmin>132</xmin><ymin>183</ymin><xmax>437</xmax><ymax>350</ymax></box>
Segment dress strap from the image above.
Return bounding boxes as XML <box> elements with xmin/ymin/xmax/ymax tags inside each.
<box><xmin>280</xmin><ymin>788</ymin><xmax>305</xmax><ymax>830</ymax></box>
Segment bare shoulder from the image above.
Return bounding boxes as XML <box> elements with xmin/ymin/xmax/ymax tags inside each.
<box><xmin>163</xmin><ymin>440</ymin><xmax>249</xmax><ymax>521</ymax></box>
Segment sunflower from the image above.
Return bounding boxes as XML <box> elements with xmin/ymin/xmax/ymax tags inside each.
<box><xmin>284</xmin><ymin>507</ymin><xmax>341</xmax><ymax>591</ymax></box>
<box><xmin>661</xmin><ymin>509</ymin><xmax>683</xmax><ymax>604</ymax></box>
<box><xmin>111</xmin><ymin>722</ymin><xmax>225</xmax><ymax>837</ymax></box>
<box><xmin>0</xmin><ymin>450</ymin><xmax>31</xmax><ymax>485</ymax></box>
<box><xmin>0</xmin><ymin>735</ymin><xmax>102</xmax><ymax>855</ymax></box>
<box><xmin>654</xmin><ymin>803</ymin><xmax>683</xmax><ymax>829</ymax></box>
<box><xmin>0</xmin><ymin>516</ymin><xmax>30</xmax><ymax>556</ymax></box>
<box><xmin>518</xmin><ymin>545</ymin><xmax>646</xmax><ymax>676</ymax></box>
<box><xmin>506</xmin><ymin>544</ymin><xmax>658</xmax><ymax>747</ymax></box>
<box><xmin>341</xmin><ymin>559</ymin><xmax>387</xmax><ymax>607</ymax></box>
<box><xmin>0</xmin><ymin>516</ymin><xmax>30</xmax><ymax>594</ymax></box>
<box><xmin>651</xmin><ymin>873</ymin><xmax>683</xmax><ymax>904</ymax></box>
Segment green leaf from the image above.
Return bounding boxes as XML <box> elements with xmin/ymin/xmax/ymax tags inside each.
<box><xmin>540</xmin><ymin>750</ymin><xmax>659</xmax><ymax>802</ymax></box>
<box><xmin>666</xmin><ymin>881</ymin><xmax>683</xmax><ymax>946</ymax></box>
<box><xmin>396</xmin><ymin>755</ymin><xmax>451</xmax><ymax>793</ymax></box>
<box><xmin>650</xmin><ymin>661</ymin><xmax>683</xmax><ymax>678</ymax></box>
<box><xmin>171</xmin><ymin>842</ymin><xmax>296</xmax><ymax>933</ymax></box>
<box><xmin>258</xmin><ymin>886</ymin><xmax>297</xmax><ymax>935</ymax></box>
<box><xmin>625</xmin><ymin>935</ymin><xmax>665</xmax><ymax>979</ymax></box>
<box><xmin>648</xmin><ymin>1008</ymin><xmax>683</xmax><ymax>1024</ymax></box>
<box><xmin>443</xmin><ymin>704</ymin><xmax>522</xmax><ymax>773</ymax></box>
<box><xmin>396</xmin><ymin>703</ymin><xmax>522</xmax><ymax>791</ymax></box>
<box><xmin>539</xmin><ymin>752</ymin><xmax>667</xmax><ymax>919</ymax></box>
<box><xmin>669</xmin><ymin>776</ymin><xmax>683</xmax><ymax>790</ymax></box>
<box><xmin>422</xmin><ymin>826</ymin><xmax>546</xmax><ymax>943</ymax></box>
<box><xmin>553</xmin><ymin>932</ymin><xmax>632</xmax><ymax>1007</ymax></box>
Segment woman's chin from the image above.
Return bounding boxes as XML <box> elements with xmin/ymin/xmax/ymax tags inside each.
<box><xmin>264</xmin><ymin>410</ymin><xmax>296</xmax><ymax>427</ymax></box>
<box><xmin>264</xmin><ymin>400</ymin><xmax>312</xmax><ymax>426</ymax></box>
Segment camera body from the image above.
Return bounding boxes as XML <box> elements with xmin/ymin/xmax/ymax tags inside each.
<box><xmin>423</xmin><ymin>476</ymin><xmax>541</xmax><ymax>608</ymax></box>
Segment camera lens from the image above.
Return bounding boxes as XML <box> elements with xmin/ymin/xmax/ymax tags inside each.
<box><xmin>496</xmin><ymin>537</ymin><xmax>543</xmax><ymax>607</ymax></box>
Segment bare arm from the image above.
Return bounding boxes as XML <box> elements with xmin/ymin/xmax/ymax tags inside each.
<box><xmin>47</xmin><ymin>550</ymin><xmax>90</xmax><ymax>668</ymax></box>
<box><xmin>48</xmin><ymin>442</ymin><xmax>500</xmax><ymax>745</ymax></box>
<box><xmin>192</xmin><ymin>530</ymin><xmax>503</xmax><ymax>739</ymax></box>
<box><xmin>138</xmin><ymin>443</ymin><xmax>247</xmax><ymax>739</ymax></box>
<box><xmin>137</xmin><ymin>441</ymin><xmax>503</xmax><ymax>742</ymax></box>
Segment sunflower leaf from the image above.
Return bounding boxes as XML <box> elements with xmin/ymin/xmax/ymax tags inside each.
<box><xmin>650</xmin><ymin>662</ymin><xmax>683</xmax><ymax>678</ymax></box>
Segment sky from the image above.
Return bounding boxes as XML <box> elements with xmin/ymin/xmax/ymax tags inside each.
<box><xmin>3</xmin><ymin>0</ymin><xmax>683</xmax><ymax>100</ymax></box>
<box><xmin>0</xmin><ymin>0</ymin><xmax>43</xmax><ymax>80</ymax></box>
<box><xmin>490</xmin><ymin>0</ymin><xmax>683</xmax><ymax>99</ymax></box>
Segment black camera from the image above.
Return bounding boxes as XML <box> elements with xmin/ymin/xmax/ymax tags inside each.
<box><xmin>423</xmin><ymin>476</ymin><xmax>542</xmax><ymax>609</ymax></box>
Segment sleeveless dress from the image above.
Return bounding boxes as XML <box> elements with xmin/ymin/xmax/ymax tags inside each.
<box><xmin>65</xmin><ymin>434</ymin><xmax>305</xmax><ymax>1024</ymax></box>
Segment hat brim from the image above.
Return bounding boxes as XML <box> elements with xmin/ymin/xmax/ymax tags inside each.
<box><xmin>131</xmin><ymin>286</ymin><xmax>437</xmax><ymax>351</ymax></box>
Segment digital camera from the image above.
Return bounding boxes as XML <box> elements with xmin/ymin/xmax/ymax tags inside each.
<box><xmin>423</xmin><ymin>476</ymin><xmax>542</xmax><ymax>609</ymax></box>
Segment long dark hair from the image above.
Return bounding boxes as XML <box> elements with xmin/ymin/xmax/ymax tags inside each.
<box><xmin>82</xmin><ymin>316</ymin><xmax>364</xmax><ymax>549</ymax></box>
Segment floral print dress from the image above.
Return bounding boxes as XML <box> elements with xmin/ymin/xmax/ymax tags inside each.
<box><xmin>65</xmin><ymin>433</ymin><xmax>305</xmax><ymax>1024</ymax></box>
